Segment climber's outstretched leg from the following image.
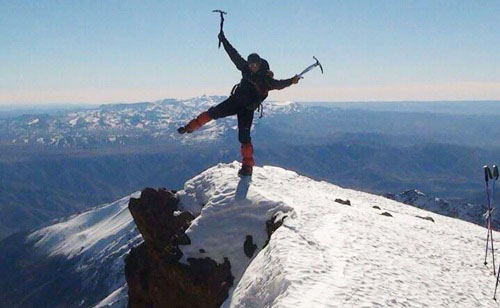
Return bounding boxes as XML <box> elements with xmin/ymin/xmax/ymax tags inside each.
<box><xmin>178</xmin><ymin>112</ymin><xmax>212</xmax><ymax>134</ymax></box>
<box><xmin>178</xmin><ymin>97</ymin><xmax>238</xmax><ymax>134</ymax></box>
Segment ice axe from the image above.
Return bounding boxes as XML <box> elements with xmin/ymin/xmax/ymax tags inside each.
<box><xmin>297</xmin><ymin>56</ymin><xmax>324</xmax><ymax>79</ymax></box>
<box><xmin>212</xmin><ymin>9</ymin><xmax>227</xmax><ymax>49</ymax></box>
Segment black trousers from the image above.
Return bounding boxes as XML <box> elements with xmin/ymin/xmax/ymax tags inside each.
<box><xmin>207</xmin><ymin>96</ymin><xmax>255</xmax><ymax>144</ymax></box>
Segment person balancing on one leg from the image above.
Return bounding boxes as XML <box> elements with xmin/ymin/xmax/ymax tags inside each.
<box><xmin>177</xmin><ymin>30</ymin><xmax>299</xmax><ymax>177</ymax></box>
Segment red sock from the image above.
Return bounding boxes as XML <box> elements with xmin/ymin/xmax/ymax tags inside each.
<box><xmin>241</xmin><ymin>143</ymin><xmax>254</xmax><ymax>167</ymax></box>
<box><xmin>186</xmin><ymin>112</ymin><xmax>212</xmax><ymax>132</ymax></box>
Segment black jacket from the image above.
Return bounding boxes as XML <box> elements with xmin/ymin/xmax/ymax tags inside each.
<box><xmin>220</xmin><ymin>34</ymin><xmax>294</xmax><ymax>108</ymax></box>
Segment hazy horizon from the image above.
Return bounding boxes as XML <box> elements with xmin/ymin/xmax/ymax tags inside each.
<box><xmin>2</xmin><ymin>1</ymin><xmax>499</xmax><ymax>104</ymax></box>
<box><xmin>1</xmin><ymin>97</ymin><xmax>499</xmax><ymax>119</ymax></box>
<box><xmin>1</xmin><ymin>97</ymin><xmax>499</xmax><ymax>110</ymax></box>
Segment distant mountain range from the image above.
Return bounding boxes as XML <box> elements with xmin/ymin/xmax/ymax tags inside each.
<box><xmin>0</xmin><ymin>97</ymin><xmax>498</xmax><ymax>240</ymax></box>
<box><xmin>385</xmin><ymin>189</ymin><xmax>496</xmax><ymax>230</ymax></box>
<box><xmin>2</xmin><ymin>97</ymin><xmax>500</xmax><ymax>150</ymax></box>
<box><xmin>0</xmin><ymin>96</ymin><xmax>303</xmax><ymax>149</ymax></box>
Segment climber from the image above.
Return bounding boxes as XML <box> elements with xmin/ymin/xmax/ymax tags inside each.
<box><xmin>177</xmin><ymin>31</ymin><xmax>299</xmax><ymax>177</ymax></box>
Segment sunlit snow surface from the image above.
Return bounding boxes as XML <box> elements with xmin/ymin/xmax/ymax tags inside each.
<box><xmin>179</xmin><ymin>162</ymin><xmax>499</xmax><ymax>308</ymax></box>
<box><xmin>28</xmin><ymin>193</ymin><xmax>141</xmax><ymax>259</ymax></box>
<box><xmin>27</xmin><ymin>192</ymin><xmax>142</xmax><ymax>308</ymax></box>
<box><xmin>27</xmin><ymin>163</ymin><xmax>500</xmax><ymax>307</ymax></box>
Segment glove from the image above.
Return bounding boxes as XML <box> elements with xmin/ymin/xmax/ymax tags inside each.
<box><xmin>291</xmin><ymin>75</ymin><xmax>299</xmax><ymax>84</ymax></box>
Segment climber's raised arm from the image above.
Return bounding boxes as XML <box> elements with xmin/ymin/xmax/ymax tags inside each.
<box><xmin>218</xmin><ymin>32</ymin><xmax>247</xmax><ymax>71</ymax></box>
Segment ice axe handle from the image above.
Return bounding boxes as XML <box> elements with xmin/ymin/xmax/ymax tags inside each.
<box><xmin>297</xmin><ymin>65</ymin><xmax>315</xmax><ymax>79</ymax></box>
<box><xmin>213</xmin><ymin>10</ymin><xmax>227</xmax><ymax>49</ymax></box>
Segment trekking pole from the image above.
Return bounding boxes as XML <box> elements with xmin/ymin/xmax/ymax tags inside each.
<box><xmin>492</xmin><ymin>165</ymin><xmax>499</xmax><ymax>210</ymax></box>
<box><xmin>297</xmin><ymin>56</ymin><xmax>324</xmax><ymax>79</ymax></box>
<box><xmin>484</xmin><ymin>166</ymin><xmax>494</xmax><ymax>270</ymax></box>
<box><xmin>492</xmin><ymin>166</ymin><xmax>499</xmax><ymax>274</ymax></box>
<box><xmin>491</xmin><ymin>211</ymin><xmax>497</xmax><ymax>276</ymax></box>
<box><xmin>484</xmin><ymin>166</ymin><xmax>492</xmax><ymax>265</ymax></box>
<box><xmin>495</xmin><ymin>273</ymin><xmax>499</xmax><ymax>300</ymax></box>
<box><xmin>493</xmin><ymin>165</ymin><xmax>500</xmax><ymax>300</ymax></box>
<box><xmin>212</xmin><ymin>9</ymin><xmax>227</xmax><ymax>49</ymax></box>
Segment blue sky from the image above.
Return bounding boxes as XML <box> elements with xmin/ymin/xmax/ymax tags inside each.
<box><xmin>1</xmin><ymin>1</ymin><xmax>499</xmax><ymax>105</ymax></box>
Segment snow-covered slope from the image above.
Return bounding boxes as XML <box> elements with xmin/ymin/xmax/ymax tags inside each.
<box><xmin>22</xmin><ymin>193</ymin><xmax>142</xmax><ymax>308</ymax></box>
<box><xmin>175</xmin><ymin>163</ymin><xmax>500</xmax><ymax>307</ymax></box>
<box><xmin>4</xmin><ymin>163</ymin><xmax>500</xmax><ymax>307</ymax></box>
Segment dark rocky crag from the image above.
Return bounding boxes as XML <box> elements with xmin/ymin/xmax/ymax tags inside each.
<box><xmin>125</xmin><ymin>188</ymin><xmax>234</xmax><ymax>308</ymax></box>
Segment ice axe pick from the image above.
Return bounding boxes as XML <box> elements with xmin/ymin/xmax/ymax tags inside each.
<box><xmin>297</xmin><ymin>56</ymin><xmax>324</xmax><ymax>79</ymax></box>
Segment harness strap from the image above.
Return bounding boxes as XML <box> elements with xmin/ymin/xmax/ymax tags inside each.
<box><xmin>230</xmin><ymin>78</ymin><xmax>265</xmax><ymax>118</ymax></box>
<box><xmin>231</xmin><ymin>83</ymin><xmax>240</xmax><ymax>95</ymax></box>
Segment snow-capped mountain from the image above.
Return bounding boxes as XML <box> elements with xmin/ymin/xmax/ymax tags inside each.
<box><xmin>1</xmin><ymin>163</ymin><xmax>499</xmax><ymax>307</ymax></box>
<box><xmin>0</xmin><ymin>96</ymin><xmax>304</xmax><ymax>148</ymax></box>
<box><xmin>385</xmin><ymin>189</ymin><xmax>494</xmax><ymax>230</ymax></box>
<box><xmin>0</xmin><ymin>193</ymin><xmax>142</xmax><ymax>308</ymax></box>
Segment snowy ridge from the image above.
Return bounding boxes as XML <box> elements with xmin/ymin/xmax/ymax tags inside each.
<box><xmin>26</xmin><ymin>192</ymin><xmax>142</xmax><ymax>308</ymax></box>
<box><xmin>13</xmin><ymin>163</ymin><xmax>500</xmax><ymax>307</ymax></box>
<box><xmin>28</xmin><ymin>192</ymin><xmax>141</xmax><ymax>259</ymax></box>
<box><xmin>177</xmin><ymin>163</ymin><xmax>293</xmax><ymax>285</ymax></box>
<box><xmin>175</xmin><ymin>163</ymin><xmax>498</xmax><ymax>307</ymax></box>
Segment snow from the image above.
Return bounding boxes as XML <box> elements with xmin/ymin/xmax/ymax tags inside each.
<box><xmin>69</xmin><ymin>117</ymin><xmax>79</xmax><ymax>126</ymax></box>
<box><xmin>178</xmin><ymin>164</ymin><xmax>292</xmax><ymax>283</ymax></box>
<box><xmin>387</xmin><ymin>189</ymin><xmax>484</xmax><ymax>228</ymax></box>
<box><xmin>26</xmin><ymin>191</ymin><xmax>142</xmax><ymax>307</ymax></box>
<box><xmin>28</xmin><ymin>192</ymin><xmax>140</xmax><ymax>259</ymax></box>
<box><xmin>27</xmin><ymin>118</ymin><xmax>39</xmax><ymax>125</ymax></box>
<box><xmin>176</xmin><ymin>162</ymin><xmax>500</xmax><ymax>307</ymax></box>
<box><xmin>24</xmin><ymin>162</ymin><xmax>500</xmax><ymax>307</ymax></box>
<box><xmin>93</xmin><ymin>284</ymin><xmax>128</xmax><ymax>308</ymax></box>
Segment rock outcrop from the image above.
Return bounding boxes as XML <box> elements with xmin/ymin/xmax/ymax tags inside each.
<box><xmin>125</xmin><ymin>188</ymin><xmax>234</xmax><ymax>308</ymax></box>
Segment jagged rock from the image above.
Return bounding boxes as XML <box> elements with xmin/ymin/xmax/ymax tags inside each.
<box><xmin>128</xmin><ymin>187</ymin><xmax>193</xmax><ymax>252</ymax></box>
<box><xmin>381</xmin><ymin>212</ymin><xmax>393</xmax><ymax>217</ymax></box>
<box><xmin>264</xmin><ymin>214</ymin><xmax>287</xmax><ymax>248</ymax></box>
<box><xmin>335</xmin><ymin>198</ymin><xmax>351</xmax><ymax>206</ymax></box>
<box><xmin>416</xmin><ymin>215</ymin><xmax>435</xmax><ymax>223</ymax></box>
<box><xmin>125</xmin><ymin>188</ymin><xmax>234</xmax><ymax>308</ymax></box>
<box><xmin>244</xmin><ymin>235</ymin><xmax>257</xmax><ymax>258</ymax></box>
